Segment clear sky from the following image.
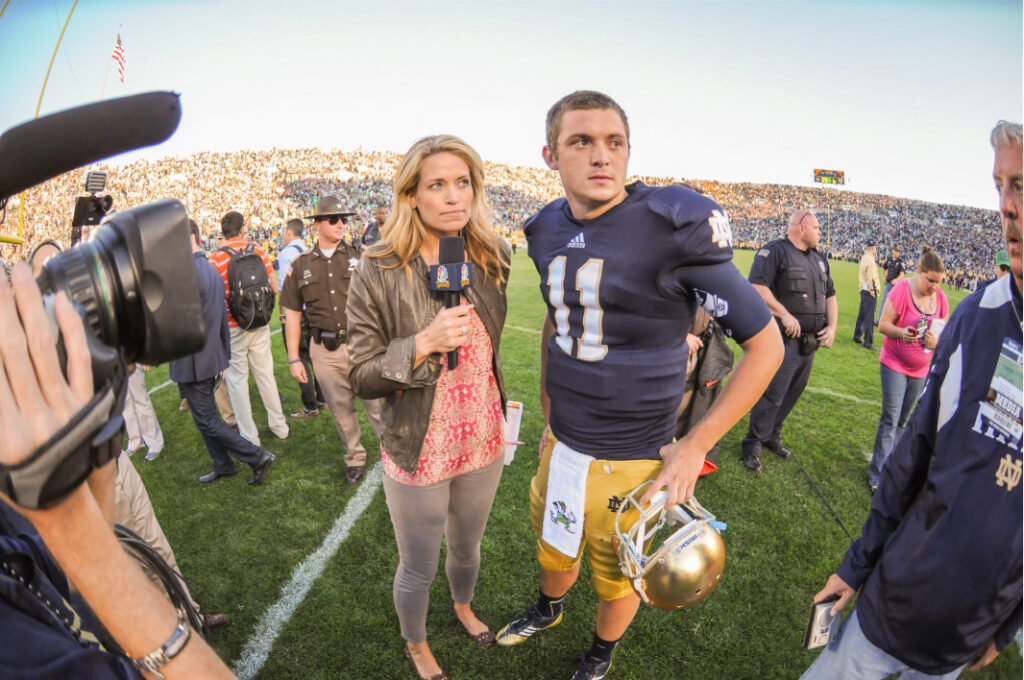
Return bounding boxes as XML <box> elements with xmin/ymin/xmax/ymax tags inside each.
<box><xmin>0</xmin><ymin>0</ymin><xmax>1020</xmax><ymax>209</ymax></box>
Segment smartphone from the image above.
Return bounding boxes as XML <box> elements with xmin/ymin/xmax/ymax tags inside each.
<box><xmin>803</xmin><ymin>595</ymin><xmax>841</xmax><ymax>650</ymax></box>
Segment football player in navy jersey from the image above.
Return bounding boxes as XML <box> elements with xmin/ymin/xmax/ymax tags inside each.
<box><xmin>495</xmin><ymin>90</ymin><xmax>784</xmax><ymax>680</ymax></box>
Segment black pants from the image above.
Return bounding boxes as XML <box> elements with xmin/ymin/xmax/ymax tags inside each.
<box><xmin>178</xmin><ymin>378</ymin><xmax>268</xmax><ymax>473</ymax></box>
<box><xmin>281</xmin><ymin>319</ymin><xmax>324</xmax><ymax>411</ymax></box>
<box><xmin>743</xmin><ymin>338</ymin><xmax>815</xmax><ymax>457</ymax></box>
<box><xmin>853</xmin><ymin>290</ymin><xmax>877</xmax><ymax>346</ymax></box>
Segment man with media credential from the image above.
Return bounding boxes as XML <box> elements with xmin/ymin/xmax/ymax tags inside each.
<box><xmin>800</xmin><ymin>120</ymin><xmax>1023</xmax><ymax>680</ymax></box>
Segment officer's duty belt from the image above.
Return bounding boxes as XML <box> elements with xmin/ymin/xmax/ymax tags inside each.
<box><xmin>311</xmin><ymin>327</ymin><xmax>347</xmax><ymax>351</ymax></box>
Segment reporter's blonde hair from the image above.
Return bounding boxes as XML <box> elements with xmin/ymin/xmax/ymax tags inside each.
<box><xmin>367</xmin><ymin>134</ymin><xmax>506</xmax><ymax>284</ymax></box>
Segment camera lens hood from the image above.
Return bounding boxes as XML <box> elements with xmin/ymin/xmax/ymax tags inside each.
<box><xmin>101</xmin><ymin>199</ymin><xmax>206</xmax><ymax>365</ymax></box>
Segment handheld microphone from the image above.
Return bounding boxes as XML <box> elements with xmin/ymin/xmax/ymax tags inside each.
<box><xmin>430</xmin><ymin>235</ymin><xmax>473</xmax><ymax>370</ymax></box>
<box><xmin>0</xmin><ymin>91</ymin><xmax>182</xmax><ymax>201</ymax></box>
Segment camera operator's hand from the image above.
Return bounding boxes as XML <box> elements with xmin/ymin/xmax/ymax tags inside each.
<box><xmin>1</xmin><ymin>263</ymin><xmax>236</xmax><ymax>679</ymax></box>
<box><xmin>0</xmin><ymin>263</ymin><xmax>92</xmax><ymax>475</ymax></box>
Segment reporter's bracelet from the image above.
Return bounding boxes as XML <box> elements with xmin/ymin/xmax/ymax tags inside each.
<box><xmin>130</xmin><ymin>608</ymin><xmax>191</xmax><ymax>680</ymax></box>
<box><xmin>288</xmin><ymin>358</ymin><xmax>302</xmax><ymax>364</ymax></box>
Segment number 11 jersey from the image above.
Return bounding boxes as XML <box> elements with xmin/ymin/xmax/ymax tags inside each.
<box><xmin>525</xmin><ymin>182</ymin><xmax>772</xmax><ymax>460</ymax></box>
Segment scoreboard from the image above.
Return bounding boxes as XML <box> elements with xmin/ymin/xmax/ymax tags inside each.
<box><xmin>814</xmin><ymin>169</ymin><xmax>845</xmax><ymax>185</ymax></box>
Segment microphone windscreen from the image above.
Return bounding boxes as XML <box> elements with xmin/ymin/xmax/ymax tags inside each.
<box><xmin>438</xmin><ymin>235</ymin><xmax>465</xmax><ymax>265</ymax></box>
<box><xmin>0</xmin><ymin>91</ymin><xmax>182</xmax><ymax>201</ymax></box>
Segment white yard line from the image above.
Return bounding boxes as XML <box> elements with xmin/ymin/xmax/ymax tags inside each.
<box><xmin>147</xmin><ymin>379</ymin><xmax>174</xmax><ymax>396</ymax></box>
<box><xmin>804</xmin><ymin>386</ymin><xmax>877</xmax><ymax>406</ymax></box>
<box><xmin>506</xmin><ymin>324</ymin><xmax>542</xmax><ymax>335</ymax></box>
<box><xmin>232</xmin><ymin>463</ymin><xmax>383</xmax><ymax>680</ymax></box>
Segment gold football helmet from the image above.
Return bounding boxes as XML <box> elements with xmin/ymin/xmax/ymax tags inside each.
<box><xmin>612</xmin><ymin>480</ymin><xmax>726</xmax><ymax>610</ymax></box>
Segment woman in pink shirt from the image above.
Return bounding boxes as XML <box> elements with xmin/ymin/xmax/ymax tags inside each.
<box><xmin>347</xmin><ymin>135</ymin><xmax>510</xmax><ymax>680</ymax></box>
<box><xmin>868</xmin><ymin>247</ymin><xmax>949</xmax><ymax>493</ymax></box>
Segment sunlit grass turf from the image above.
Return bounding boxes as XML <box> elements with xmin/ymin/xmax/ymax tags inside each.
<box><xmin>132</xmin><ymin>248</ymin><xmax>1018</xmax><ymax>679</ymax></box>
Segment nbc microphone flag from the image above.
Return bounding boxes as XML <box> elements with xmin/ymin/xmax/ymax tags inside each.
<box><xmin>111</xmin><ymin>33</ymin><xmax>126</xmax><ymax>83</ymax></box>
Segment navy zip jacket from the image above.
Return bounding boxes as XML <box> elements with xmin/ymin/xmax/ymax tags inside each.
<box><xmin>837</xmin><ymin>274</ymin><xmax>1023</xmax><ymax>674</ymax></box>
<box><xmin>169</xmin><ymin>251</ymin><xmax>230</xmax><ymax>384</ymax></box>
<box><xmin>0</xmin><ymin>503</ymin><xmax>141</xmax><ymax>678</ymax></box>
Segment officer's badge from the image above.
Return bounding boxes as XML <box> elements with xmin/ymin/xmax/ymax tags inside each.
<box><xmin>818</xmin><ymin>260</ymin><xmax>826</xmax><ymax>273</ymax></box>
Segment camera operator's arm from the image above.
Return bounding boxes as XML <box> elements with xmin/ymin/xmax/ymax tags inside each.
<box><xmin>85</xmin><ymin>458</ymin><xmax>117</xmax><ymax>529</ymax></box>
<box><xmin>0</xmin><ymin>263</ymin><xmax>235</xmax><ymax>680</ymax></box>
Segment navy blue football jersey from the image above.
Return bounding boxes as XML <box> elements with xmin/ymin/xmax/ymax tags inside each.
<box><xmin>526</xmin><ymin>182</ymin><xmax>772</xmax><ymax>460</ymax></box>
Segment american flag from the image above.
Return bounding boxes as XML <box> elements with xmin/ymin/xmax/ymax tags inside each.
<box><xmin>111</xmin><ymin>33</ymin><xmax>125</xmax><ymax>83</ymax></box>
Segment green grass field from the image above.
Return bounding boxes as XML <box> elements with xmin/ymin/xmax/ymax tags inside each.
<box><xmin>131</xmin><ymin>249</ymin><xmax>1020</xmax><ymax>680</ymax></box>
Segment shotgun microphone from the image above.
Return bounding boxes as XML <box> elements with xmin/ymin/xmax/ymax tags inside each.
<box><xmin>0</xmin><ymin>91</ymin><xmax>182</xmax><ymax>201</ymax></box>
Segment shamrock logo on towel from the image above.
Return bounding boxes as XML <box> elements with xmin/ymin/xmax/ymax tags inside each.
<box><xmin>549</xmin><ymin>500</ymin><xmax>577</xmax><ymax>533</ymax></box>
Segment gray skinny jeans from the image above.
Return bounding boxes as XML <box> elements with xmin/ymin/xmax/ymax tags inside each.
<box><xmin>382</xmin><ymin>457</ymin><xmax>503</xmax><ymax>643</ymax></box>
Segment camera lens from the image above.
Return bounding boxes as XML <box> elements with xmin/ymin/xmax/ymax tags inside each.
<box><xmin>36</xmin><ymin>199</ymin><xmax>207</xmax><ymax>387</ymax></box>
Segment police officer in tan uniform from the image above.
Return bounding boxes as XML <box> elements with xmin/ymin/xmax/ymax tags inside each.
<box><xmin>281</xmin><ymin>196</ymin><xmax>382</xmax><ymax>484</ymax></box>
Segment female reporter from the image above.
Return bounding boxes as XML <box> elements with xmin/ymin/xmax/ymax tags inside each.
<box><xmin>868</xmin><ymin>246</ymin><xmax>949</xmax><ymax>493</ymax></box>
<box><xmin>347</xmin><ymin>135</ymin><xmax>509</xmax><ymax>680</ymax></box>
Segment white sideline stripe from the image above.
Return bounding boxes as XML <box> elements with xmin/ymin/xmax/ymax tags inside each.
<box><xmin>145</xmin><ymin>328</ymin><xmax>282</xmax><ymax>396</ymax></box>
<box><xmin>232</xmin><ymin>463</ymin><xmax>383</xmax><ymax>679</ymax></box>
<box><xmin>506</xmin><ymin>324</ymin><xmax>541</xmax><ymax>335</ymax></box>
<box><xmin>804</xmin><ymin>386</ymin><xmax>876</xmax><ymax>406</ymax></box>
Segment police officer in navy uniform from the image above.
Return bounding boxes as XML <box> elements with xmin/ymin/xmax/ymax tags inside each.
<box><xmin>741</xmin><ymin>209</ymin><xmax>837</xmax><ymax>472</ymax></box>
<box><xmin>281</xmin><ymin>196</ymin><xmax>382</xmax><ymax>485</ymax></box>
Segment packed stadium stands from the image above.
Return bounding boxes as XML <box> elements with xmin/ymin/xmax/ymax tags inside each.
<box><xmin>1</xmin><ymin>148</ymin><xmax>1003</xmax><ymax>289</ymax></box>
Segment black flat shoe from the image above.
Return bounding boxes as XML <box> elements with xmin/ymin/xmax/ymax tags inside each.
<box><xmin>248</xmin><ymin>454</ymin><xmax>275</xmax><ymax>486</ymax></box>
<box><xmin>464</xmin><ymin>628</ymin><xmax>495</xmax><ymax>647</ymax></box>
<box><xmin>199</xmin><ymin>468</ymin><xmax>238</xmax><ymax>484</ymax></box>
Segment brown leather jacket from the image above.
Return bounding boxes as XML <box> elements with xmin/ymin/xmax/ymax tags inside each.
<box><xmin>347</xmin><ymin>248</ymin><xmax>509</xmax><ymax>475</ymax></box>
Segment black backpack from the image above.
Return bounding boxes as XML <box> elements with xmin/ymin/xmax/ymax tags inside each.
<box><xmin>219</xmin><ymin>243</ymin><xmax>275</xmax><ymax>329</ymax></box>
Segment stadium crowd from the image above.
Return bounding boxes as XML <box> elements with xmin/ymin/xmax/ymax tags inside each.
<box><xmin>0</xmin><ymin>97</ymin><xmax>1019</xmax><ymax>680</ymax></box>
<box><xmin>0</xmin><ymin>148</ymin><xmax>1003</xmax><ymax>290</ymax></box>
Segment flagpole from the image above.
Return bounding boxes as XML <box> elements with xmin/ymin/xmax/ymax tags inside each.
<box><xmin>100</xmin><ymin>23</ymin><xmax>122</xmax><ymax>101</ymax></box>
<box><xmin>0</xmin><ymin>0</ymin><xmax>12</xmax><ymax>22</ymax></box>
<box><xmin>14</xmin><ymin>0</ymin><xmax>80</xmax><ymax>246</ymax></box>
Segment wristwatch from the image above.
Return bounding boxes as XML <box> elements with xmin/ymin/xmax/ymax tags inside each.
<box><xmin>131</xmin><ymin>608</ymin><xmax>192</xmax><ymax>680</ymax></box>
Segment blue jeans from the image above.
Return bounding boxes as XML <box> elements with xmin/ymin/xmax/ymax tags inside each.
<box><xmin>178</xmin><ymin>377</ymin><xmax>270</xmax><ymax>474</ymax></box>
<box><xmin>801</xmin><ymin>608</ymin><xmax>965</xmax><ymax>679</ymax></box>
<box><xmin>869</xmin><ymin>364</ymin><xmax>925</xmax><ymax>487</ymax></box>
<box><xmin>875</xmin><ymin>281</ymin><xmax>894</xmax><ymax>324</ymax></box>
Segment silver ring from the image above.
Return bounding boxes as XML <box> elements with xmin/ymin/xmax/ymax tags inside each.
<box><xmin>461</xmin><ymin>325</ymin><xmax>467</xmax><ymax>336</ymax></box>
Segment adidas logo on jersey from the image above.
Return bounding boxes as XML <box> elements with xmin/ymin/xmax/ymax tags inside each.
<box><xmin>567</xmin><ymin>233</ymin><xmax>586</xmax><ymax>249</ymax></box>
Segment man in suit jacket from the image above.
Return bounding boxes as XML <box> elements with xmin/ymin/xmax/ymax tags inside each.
<box><xmin>170</xmin><ymin>220</ymin><xmax>275</xmax><ymax>486</ymax></box>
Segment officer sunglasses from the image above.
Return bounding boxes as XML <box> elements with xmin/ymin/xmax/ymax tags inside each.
<box><xmin>323</xmin><ymin>216</ymin><xmax>347</xmax><ymax>225</ymax></box>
